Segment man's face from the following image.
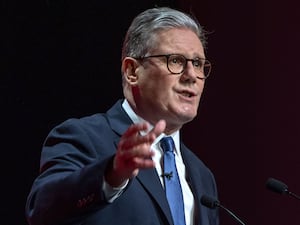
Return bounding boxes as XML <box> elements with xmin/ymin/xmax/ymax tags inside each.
<box><xmin>132</xmin><ymin>28</ymin><xmax>207</xmax><ymax>131</ymax></box>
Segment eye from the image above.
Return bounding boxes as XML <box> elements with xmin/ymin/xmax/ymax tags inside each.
<box><xmin>169</xmin><ymin>55</ymin><xmax>185</xmax><ymax>66</ymax></box>
<box><xmin>192</xmin><ymin>58</ymin><xmax>203</xmax><ymax>68</ymax></box>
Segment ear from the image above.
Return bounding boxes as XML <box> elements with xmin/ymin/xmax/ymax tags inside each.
<box><xmin>122</xmin><ymin>57</ymin><xmax>139</xmax><ymax>84</ymax></box>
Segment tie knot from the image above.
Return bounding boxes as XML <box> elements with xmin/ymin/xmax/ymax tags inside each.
<box><xmin>160</xmin><ymin>136</ymin><xmax>175</xmax><ymax>152</ymax></box>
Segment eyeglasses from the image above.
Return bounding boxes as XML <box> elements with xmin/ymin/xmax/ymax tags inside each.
<box><xmin>137</xmin><ymin>54</ymin><xmax>212</xmax><ymax>79</ymax></box>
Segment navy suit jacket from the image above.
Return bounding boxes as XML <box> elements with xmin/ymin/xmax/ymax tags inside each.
<box><xmin>25</xmin><ymin>99</ymin><xmax>219</xmax><ymax>225</ymax></box>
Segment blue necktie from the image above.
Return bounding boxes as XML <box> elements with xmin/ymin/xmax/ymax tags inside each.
<box><xmin>160</xmin><ymin>136</ymin><xmax>186</xmax><ymax>225</ymax></box>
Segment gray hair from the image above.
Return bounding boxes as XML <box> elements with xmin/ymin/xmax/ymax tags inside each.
<box><xmin>121</xmin><ymin>7</ymin><xmax>207</xmax><ymax>61</ymax></box>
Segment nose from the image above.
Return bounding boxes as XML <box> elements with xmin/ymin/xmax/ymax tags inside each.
<box><xmin>180</xmin><ymin>61</ymin><xmax>199</xmax><ymax>83</ymax></box>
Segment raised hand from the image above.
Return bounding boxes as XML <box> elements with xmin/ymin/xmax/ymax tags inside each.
<box><xmin>105</xmin><ymin>120</ymin><xmax>166</xmax><ymax>187</ymax></box>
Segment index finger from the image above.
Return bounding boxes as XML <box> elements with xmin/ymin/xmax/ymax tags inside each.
<box><xmin>148</xmin><ymin>119</ymin><xmax>166</xmax><ymax>138</ymax></box>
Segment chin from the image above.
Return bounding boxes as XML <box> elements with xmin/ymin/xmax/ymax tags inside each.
<box><xmin>170</xmin><ymin>105</ymin><xmax>197</xmax><ymax>122</ymax></box>
<box><xmin>177</xmin><ymin>112</ymin><xmax>197</xmax><ymax>123</ymax></box>
<box><xmin>181</xmin><ymin>107</ymin><xmax>197</xmax><ymax>118</ymax></box>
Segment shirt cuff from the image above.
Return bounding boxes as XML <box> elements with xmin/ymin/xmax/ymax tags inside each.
<box><xmin>102</xmin><ymin>178</ymin><xmax>129</xmax><ymax>203</ymax></box>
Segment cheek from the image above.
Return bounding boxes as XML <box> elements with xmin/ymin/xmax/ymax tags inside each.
<box><xmin>138</xmin><ymin>78</ymin><xmax>161</xmax><ymax>99</ymax></box>
<box><xmin>141</xmin><ymin>75</ymin><xmax>172</xmax><ymax>92</ymax></box>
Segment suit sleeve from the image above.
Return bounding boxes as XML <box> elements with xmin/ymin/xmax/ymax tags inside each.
<box><xmin>25</xmin><ymin>117</ymin><xmax>117</xmax><ymax>225</ymax></box>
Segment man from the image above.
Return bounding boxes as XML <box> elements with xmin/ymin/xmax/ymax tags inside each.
<box><xmin>25</xmin><ymin>6</ymin><xmax>219</xmax><ymax>225</ymax></box>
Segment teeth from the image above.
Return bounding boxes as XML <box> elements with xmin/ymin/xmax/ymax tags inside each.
<box><xmin>181</xmin><ymin>92</ymin><xmax>191</xmax><ymax>97</ymax></box>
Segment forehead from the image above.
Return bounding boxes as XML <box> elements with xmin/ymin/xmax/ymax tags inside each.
<box><xmin>151</xmin><ymin>28</ymin><xmax>205</xmax><ymax>57</ymax></box>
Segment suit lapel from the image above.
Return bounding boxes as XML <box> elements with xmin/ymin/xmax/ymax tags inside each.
<box><xmin>137</xmin><ymin>169</ymin><xmax>174</xmax><ymax>225</ymax></box>
<box><xmin>106</xmin><ymin>99</ymin><xmax>133</xmax><ymax>136</ymax></box>
<box><xmin>180</xmin><ymin>144</ymin><xmax>201</xmax><ymax>225</ymax></box>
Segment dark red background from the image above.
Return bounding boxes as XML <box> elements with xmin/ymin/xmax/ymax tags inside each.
<box><xmin>3</xmin><ymin>0</ymin><xmax>300</xmax><ymax>224</ymax></box>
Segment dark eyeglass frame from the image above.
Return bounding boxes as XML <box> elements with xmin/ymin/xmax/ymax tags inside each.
<box><xmin>135</xmin><ymin>54</ymin><xmax>212</xmax><ymax>79</ymax></box>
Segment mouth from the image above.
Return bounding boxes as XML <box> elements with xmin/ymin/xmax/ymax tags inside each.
<box><xmin>178</xmin><ymin>90</ymin><xmax>196</xmax><ymax>98</ymax></box>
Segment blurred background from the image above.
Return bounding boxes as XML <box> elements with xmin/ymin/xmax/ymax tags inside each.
<box><xmin>3</xmin><ymin>0</ymin><xmax>300</xmax><ymax>224</ymax></box>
